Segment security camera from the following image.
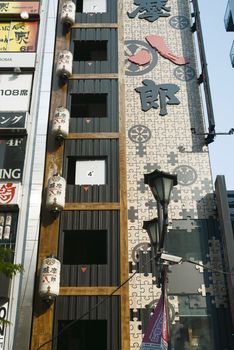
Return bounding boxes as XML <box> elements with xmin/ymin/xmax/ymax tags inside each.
<box><xmin>160</xmin><ymin>253</ymin><xmax>183</xmax><ymax>264</ymax></box>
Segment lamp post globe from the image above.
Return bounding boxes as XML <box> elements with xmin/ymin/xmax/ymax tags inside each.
<box><xmin>143</xmin><ymin>218</ymin><xmax>159</xmax><ymax>249</ymax></box>
<box><xmin>144</xmin><ymin>169</ymin><xmax>177</xmax><ymax>206</ymax></box>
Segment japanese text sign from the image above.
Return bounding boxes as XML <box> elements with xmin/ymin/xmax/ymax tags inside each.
<box><xmin>0</xmin><ymin>21</ymin><xmax>38</xmax><ymax>52</ymax></box>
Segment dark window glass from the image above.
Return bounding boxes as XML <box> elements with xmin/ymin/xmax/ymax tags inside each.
<box><xmin>76</xmin><ymin>1</ymin><xmax>83</xmax><ymax>12</ymax></box>
<box><xmin>71</xmin><ymin>94</ymin><xmax>107</xmax><ymax>119</ymax></box>
<box><xmin>63</xmin><ymin>230</ymin><xmax>107</xmax><ymax>264</ymax></box>
<box><xmin>57</xmin><ymin>320</ymin><xmax>107</xmax><ymax>350</ymax></box>
<box><xmin>74</xmin><ymin>41</ymin><xmax>107</xmax><ymax>61</ymax></box>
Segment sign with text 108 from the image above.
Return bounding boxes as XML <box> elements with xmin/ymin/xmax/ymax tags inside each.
<box><xmin>0</xmin><ymin>136</ymin><xmax>26</xmax><ymax>181</ymax></box>
<box><xmin>0</xmin><ymin>75</ymin><xmax>32</xmax><ymax>111</ymax></box>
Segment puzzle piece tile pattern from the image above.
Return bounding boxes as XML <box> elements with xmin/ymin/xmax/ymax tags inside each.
<box><xmin>123</xmin><ymin>0</ymin><xmax>226</xmax><ymax>347</ymax></box>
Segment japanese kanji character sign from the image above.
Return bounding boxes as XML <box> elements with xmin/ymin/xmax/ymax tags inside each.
<box><xmin>135</xmin><ymin>79</ymin><xmax>180</xmax><ymax>116</ymax></box>
<box><xmin>127</xmin><ymin>0</ymin><xmax>171</xmax><ymax>22</ymax></box>
<box><xmin>0</xmin><ymin>183</ymin><xmax>16</xmax><ymax>204</ymax></box>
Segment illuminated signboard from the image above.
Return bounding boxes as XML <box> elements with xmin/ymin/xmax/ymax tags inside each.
<box><xmin>0</xmin><ymin>75</ymin><xmax>32</xmax><ymax>111</ymax></box>
<box><xmin>0</xmin><ymin>21</ymin><xmax>38</xmax><ymax>52</ymax></box>
<box><xmin>0</xmin><ymin>136</ymin><xmax>26</xmax><ymax>182</ymax></box>
<box><xmin>0</xmin><ymin>2</ymin><xmax>39</xmax><ymax>16</ymax></box>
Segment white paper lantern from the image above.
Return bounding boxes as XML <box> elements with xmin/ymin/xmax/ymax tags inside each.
<box><xmin>52</xmin><ymin>107</ymin><xmax>70</xmax><ymax>141</ymax></box>
<box><xmin>61</xmin><ymin>1</ymin><xmax>76</xmax><ymax>26</ymax></box>
<box><xmin>56</xmin><ymin>50</ymin><xmax>73</xmax><ymax>78</ymax></box>
<box><xmin>46</xmin><ymin>174</ymin><xmax>66</xmax><ymax>212</ymax></box>
<box><xmin>39</xmin><ymin>257</ymin><xmax>61</xmax><ymax>301</ymax></box>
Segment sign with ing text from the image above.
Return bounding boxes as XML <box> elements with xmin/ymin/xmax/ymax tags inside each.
<box><xmin>0</xmin><ymin>136</ymin><xmax>26</xmax><ymax>181</ymax></box>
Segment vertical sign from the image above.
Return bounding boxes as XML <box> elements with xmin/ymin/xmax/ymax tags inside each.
<box><xmin>0</xmin><ymin>302</ymin><xmax>8</xmax><ymax>350</ymax></box>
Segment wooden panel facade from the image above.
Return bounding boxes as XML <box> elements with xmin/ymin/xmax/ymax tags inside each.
<box><xmin>30</xmin><ymin>1</ymin><xmax>129</xmax><ymax>349</ymax></box>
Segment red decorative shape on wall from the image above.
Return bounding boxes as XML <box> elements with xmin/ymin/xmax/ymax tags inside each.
<box><xmin>85</xmin><ymin>118</ymin><xmax>92</xmax><ymax>123</ymax></box>
<box><xmin>81</xmin><ymin>266</ymin><xmax>87</xmax><ymax>272</ymax></box>
<box><xmin>128</xmin><ymin>49</ymin><xmax>151</xmax><ymax>66</ymax></box>
<box><xmin>145</xmin><ymin>35</ymin><xmax>189</xmax><ymax>65</ymax></box>
<box><xmin>0</xmin><ymin>183</ymin><xmax>16</xmax><ymax>204</ymax></box>
<box><xmin>83</xmin><ymin>186</ymin><xmax>89</xmax><ymax>192</ymax></box>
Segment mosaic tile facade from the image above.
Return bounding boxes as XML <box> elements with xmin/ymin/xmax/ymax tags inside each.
<box><xmin>123</xmin><ymin>0</ymin><xmax>227</xmax><ymax>348</ymax></box>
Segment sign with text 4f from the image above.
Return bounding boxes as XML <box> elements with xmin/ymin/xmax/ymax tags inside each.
<box><xmin>0</xmin><ymin>183</ymin><xmax>21</xmax><ymax>206</ymax></box>
<box><xmin>0</xmin><ymin>302</ymin><xmax>8</xmax><ymax>350</ymax></box>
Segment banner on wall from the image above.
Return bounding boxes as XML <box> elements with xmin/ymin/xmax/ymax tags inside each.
<box><xmin>0</xmin><ymin>21</ymin><xmax>38</xmax><ymax>52</ymax></box>
<box><xmin>0</xmin><ymin>75</ymin><xmax>32</xmax><ymax>111</ymax></box>
<box><xmin>0</xmin><ymin>183</ymin><xmax>21</xmax><ymax>206</ymax></box>
<box><xmin>140</xmin><ymin>290</ymin><xmax>169</xmax><ymax>350</ymax></box>
<box><xmin>0</xmin><ymin>2</ymin><xmax>39</xmax><ymax>16</ymax></box>
<box><xmin>0</xmin><ymin>52</ymin><xmax>36</xmax><ymax>68</ymax></box>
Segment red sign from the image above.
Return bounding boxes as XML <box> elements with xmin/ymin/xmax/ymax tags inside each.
<box><xmin>0</xmin><ymin>182</ymin><xmax>20</xmax><ymax>205</ymax></box>
<box><xmin>140</xmin><ymin>291</ymin><xmax>169</xmax><ymax>350</ymax></box>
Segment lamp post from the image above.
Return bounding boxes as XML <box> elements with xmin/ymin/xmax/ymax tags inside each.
<box><xmin>143</xmin><ymin>169</ymin><xmax>177</xmax><ymax>287</ymax></box>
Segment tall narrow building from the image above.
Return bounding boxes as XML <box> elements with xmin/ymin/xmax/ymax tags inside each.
<box><xmin>224</xmin><ymin>0</ymin><xmax>234</xmax><ymax>67</ymax></box>
<box><xmin>0</xmin><ymin>1</ymin><xmax>233</xmax><ymax>349</ymax></box>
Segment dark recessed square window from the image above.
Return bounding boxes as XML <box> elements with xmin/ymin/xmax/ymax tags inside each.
<box><xmin>58</xmin><ymin>320</ymin><xmax>107</xmax><ymax>350</ymax></box>
<box><xmin>71</xmin><ymin>94</ymin><xmax>107</xmax><ymax>118</ymax></box>
<box><xmin>74</xmin><ymin>41</ymin><xmax>107</xmax><ymax>61</ymax></box>
<box><xmin>67</xmin><ymin>157</ymin><xmax>107</xmax><ymax>185</ymax></box>
<box><xmin>63</xmin><ymin>230</ymin><xmax>107</xmax><ymax>265</ymax></box>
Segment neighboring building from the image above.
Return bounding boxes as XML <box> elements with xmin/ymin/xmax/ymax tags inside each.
<box><xmin>224</xmin><ymin>0</ymin><xmax>234</xmax><ymax>66</ymax></box>
<box><xmin>215</xmin><ymin>176</ymin><xmax>234</xmax><ymax>331</ymax></box>
<box><xmin>0</xmin><ymin>1</ymin><xmax>233</xmax><ymax>350</ymax></box>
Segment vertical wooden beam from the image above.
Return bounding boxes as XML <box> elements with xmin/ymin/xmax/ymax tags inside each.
<box><xmin>118</xmin><ymin>1</ymin><xmax>130</xmax><ymax>349</ymax></box>
<box><xmin>30</xmin><ymin>1</ymin><xmax>70</xmax><ymax>348</ymax></box>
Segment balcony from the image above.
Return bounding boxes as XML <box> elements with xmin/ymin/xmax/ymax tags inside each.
<box><xmin>224</xmin><ymin>1</ymin><xmax>234</xmax><ymax>31</ymax></box>
<box><xmin>230</xmin><ymin>41</ymin><xmax>234</xmax><ymax>67</ymax></box>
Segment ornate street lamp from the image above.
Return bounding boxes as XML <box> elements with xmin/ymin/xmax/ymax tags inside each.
<box><xmin>144</xmin><ymin>169</ymin><xmax>177</xmax><ymax>251</ymax></box>
<box><xmin>144</xmin><ymin>169</ymin><xmax>177</xmax><ymax>206</ymax></box>
<box><xmin>143</xmin><ymin>218</ymin><xmax>161</xmax><ymax>287</ymax></box>
<box><xmin>143</xmin><ymin>169</ymin><xmax>178</xmax><ymax>287</ymax></box>
<box><xmin>142</xmin><ymin>218</ymin><xmax>159</xmax><ymax>250</ymax></box>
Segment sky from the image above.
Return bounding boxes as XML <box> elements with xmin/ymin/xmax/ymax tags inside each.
<box><xmin>198</xmin><ymin>1</ymin><xmax>234</xmax><ymax>189</ymax></box>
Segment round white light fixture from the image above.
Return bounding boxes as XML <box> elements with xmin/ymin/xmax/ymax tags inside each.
<box><xmin>20</xmin><ymin>11</ymin><xmax>29</xmax><ymax>19</ymax></box>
